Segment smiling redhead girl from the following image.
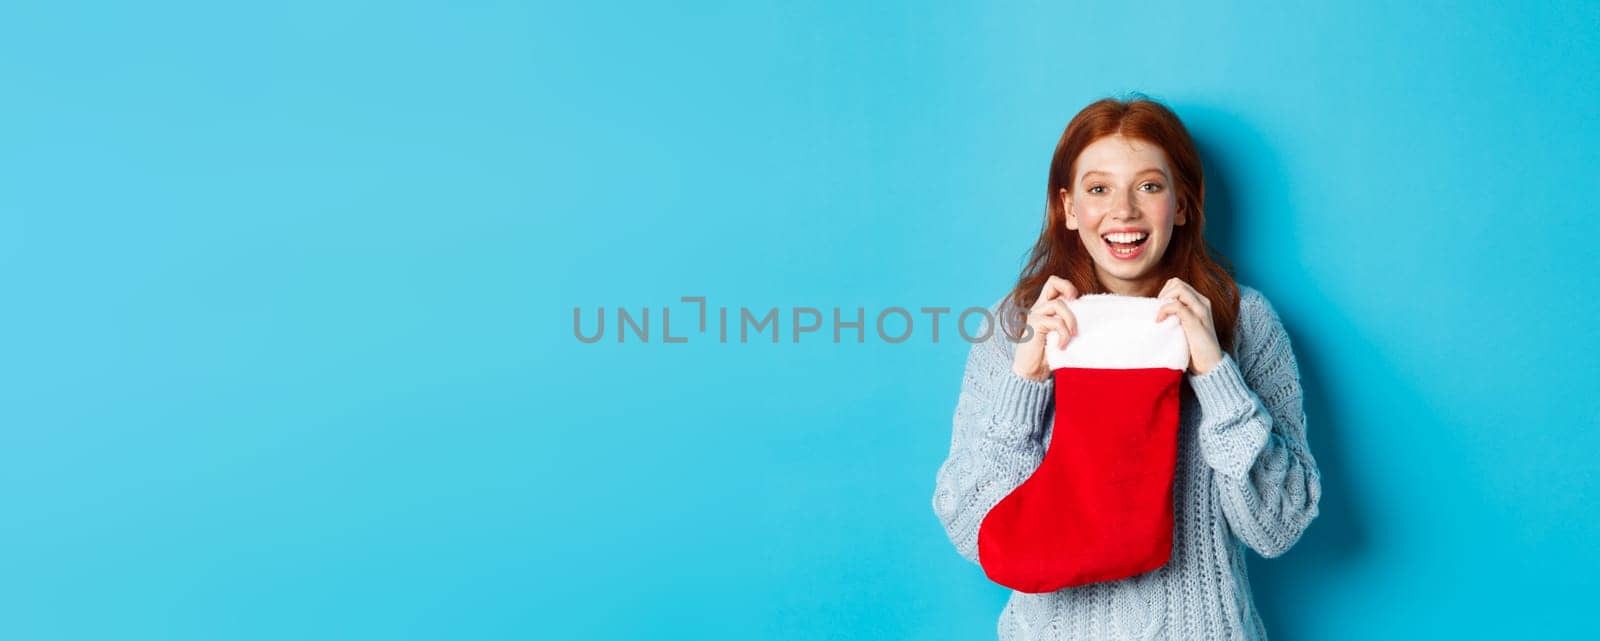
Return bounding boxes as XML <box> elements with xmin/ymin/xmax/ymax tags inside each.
<box><xmin>933</xmin><ymin>96</ymin><xmax>1323</xmax><ymax>641</ymax></box>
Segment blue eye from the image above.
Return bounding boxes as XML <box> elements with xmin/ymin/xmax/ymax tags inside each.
<box><xmin>1087</xmin><ymin>185</ymin><xmax>1106</xmax><ymax>194</ymax></box>
<box><xmin>1141</xmin><ymin>183</ymin><xmax>1163</xmax><ymax>192</ymax></box>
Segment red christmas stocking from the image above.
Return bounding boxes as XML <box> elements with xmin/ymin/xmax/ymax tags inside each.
<box><xmin>978</xmin><ymin>293</ymin><xmax>1189</xmax><ymax>593</ymax></box>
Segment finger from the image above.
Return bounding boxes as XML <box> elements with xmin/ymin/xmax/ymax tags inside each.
<box><xmin>1161</xmin><ymin>277</ymin><xmax>1182</xmax><ymax>299</ymax></box>
<box><xmin>1033</xmin><ymin>313</ymin><xmax>1067</xmax><ymax>342</ymax></box>
<box><xmin>1167</xmin><ymin>286</ymin><xmax>1197</xmax><ymax>312</ymax></box>
<box><xmin>1048</xmin><ymin>275</ymin><xmax>1080</xmax><ymax>300</ymax></box>
<box><xmin>1160</xmin><ymin>277</ymin><xmax>1206</xmax><ymax>307</ymax></box>
<box><xmin>1160</xmin><ymin>277</ymin><xmax>1186</xmax><ymax>299</ymax></box>
<box><xmin>1156</xmin><ymin>280</ymin><xmax>1195</xmax><ymax>311</ymax></box>
<box><xmin>1167</xmin><ymin>287</ymin><xmax>1213</xmax><ymax>325</ymax></box>
<box><xmin>1155</xmin><ymin>301</ymin><xmax>1199</xmax><ymax>325</ymax></box>
<box><xmin>1173</xmin><ymin>302</ymin><xmax>1199</xmax><ymax>326</ymax></box>
<box><xmin>1027</xmin><ymin>311</ymin><xmax>1061</xmax><ymax>343</ymax></box>
<box><xmin>1164</xmin><ymin>277</ymin><xmax>1211</xmax><ymax>311</ymax></box>
<box><xmin>1050</xmin><ymin>299</ymin><xmax>1079</xmax><ymax>336</ymax></box>
<box><xmin>1035</xmin><ymin>279</ymin><xmax>1063</xmax><ymax>309</ymax></box>
<box><xmin>1154</xmin><ymin>302</ymin><xmax>1178</xmax><ymax>324</ymax></box>
<box><xmin>1178</xmin><ymin>282</ymin><xmax>1211</xmax><ymax>311</ymax></box>
<box><xmin>1158</xmin><ymin>280</ymin><xmax>1183</xmax><ymax>304</ymax></box>
<box><xmin>1031</xmin><ymin>307</ymin><xmax>1058</xmax><ymax>330</ymax></box>
<box><xmin>1064</xmin><ymin>308</ymin><xmax>1079</xmax><ymax>337</ymax></box>
<box><xmin>1037</xmin><ymin>275</ymin><xmax>1079</xmax><ymax>308</ymax></box>
<box><xmin>1155</xmin><ymin>288</ymin><xmax>1179</xmax><ymax>314</ymax></box>
<box><xmin>1032</xmin><ymin>318</ymin><xmax>1055</xmax><ymax>343</ymax></box>
<box><xmin>1025</xmin><ymin>314</ymin><xmax>1048</xmax><ymax>343</ymax></box>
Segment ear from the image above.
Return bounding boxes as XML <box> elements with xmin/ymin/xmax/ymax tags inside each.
<box><xmin>1059</xmin><ymin>188</ymin><xmax>1078</xmax><ymax>230</ymax></box>
<box><xmin>1175</xmin><ymin>203</ymin><xmax>1187</xmax><ymax>226</ymax></box>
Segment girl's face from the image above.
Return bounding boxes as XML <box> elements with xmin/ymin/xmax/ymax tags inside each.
<box><xmin>1059</xmin><ymin>133</ymin><xmax>1186</xmax><ymax>296</ymax></box>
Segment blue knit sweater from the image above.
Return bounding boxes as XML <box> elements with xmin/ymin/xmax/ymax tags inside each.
<box><xmin>932</xmin><ymin>285</ymin><xmax>1322</xmax><ymax>641</ymax></box>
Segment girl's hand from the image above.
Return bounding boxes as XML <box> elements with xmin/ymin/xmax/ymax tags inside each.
<box><xmin>1155</xmin><ymin>277</ymin><xmax>1224</xmax><ymax>376</ymax></box>
<box><xmin>1012</xmin><ymin>276</ymin><xmax>1079</xmax><ymax>382</ymax></box>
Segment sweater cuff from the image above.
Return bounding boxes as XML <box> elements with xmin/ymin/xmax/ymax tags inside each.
<box><xmin>1188</xmin><ymin>353</ymin><xmax>1269</xmax><ymax>479</ymax></box>
<box><xmin>989</xmin><ymin>370</ymin><xmax>1054</xmax><ymax>442</ymax></box>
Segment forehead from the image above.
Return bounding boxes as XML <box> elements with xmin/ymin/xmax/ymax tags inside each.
<box><xmin>1075</xmin><ymin>134</ymin><xmax>1171</xmax><ymax>177</ymax></box>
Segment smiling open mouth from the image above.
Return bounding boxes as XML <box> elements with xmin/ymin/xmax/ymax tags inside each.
<box><xmin>1102</xmin><ymin>231</ymin><xmax>1149</xmax><ymax>259</ymax></box>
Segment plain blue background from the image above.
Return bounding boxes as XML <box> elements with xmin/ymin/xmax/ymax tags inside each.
<box><xmin>3</xmin><ymin>1</ymin><xmax>1597</xmax><ymax>639</ymax></box>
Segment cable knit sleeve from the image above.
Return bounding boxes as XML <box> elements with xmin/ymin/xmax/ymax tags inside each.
<box><xmin>931</xmin><ymin>299</ymin><xmax>1052</xmax><ymax>565</ymax></box>
<box><xmin>1186</xmin><ymin>288</ymin><xmax>1322</xmax><ymax>558</ymax></box>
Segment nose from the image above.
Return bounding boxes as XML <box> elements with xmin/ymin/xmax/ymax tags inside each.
<box><xmin>1111</xmin><ymin>189</ymin><xmax>1140</xmax><ymax>220</ymax></box>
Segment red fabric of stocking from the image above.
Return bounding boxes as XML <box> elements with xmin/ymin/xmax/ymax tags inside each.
<box><xmin>977</xmin><ymin>294</ymin><xmax>1188</xmax><ymax>593</ymax></box>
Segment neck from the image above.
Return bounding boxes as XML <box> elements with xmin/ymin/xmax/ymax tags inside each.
<box><xmin>1095</xmin><ymin>268</ymin><xmax>1161</xmax><ymax>298</ymax></box>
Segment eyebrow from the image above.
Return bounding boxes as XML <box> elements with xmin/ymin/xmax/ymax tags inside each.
<box><xmin>1081</xmin><ymin>168</ymin><xmax>1167</xmax><ymax>180</ymax></box>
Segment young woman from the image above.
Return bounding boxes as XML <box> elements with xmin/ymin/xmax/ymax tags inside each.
<box><xmin>932</xmin><ymin>96</ymin><xmax>1322</xmax><ymax>640</ymax></box>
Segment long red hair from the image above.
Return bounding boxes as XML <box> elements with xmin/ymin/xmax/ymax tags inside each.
<box><xmin>1002</xmin><ymin>95</ymin><xmax>1241</xmax><ymax>354</ymax></box>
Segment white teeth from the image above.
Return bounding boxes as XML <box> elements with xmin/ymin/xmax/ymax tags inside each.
<box><xmin>1102</xmin><ymin>232</ymin><xmax>1148</xmax><ymax>244</ymax></box>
